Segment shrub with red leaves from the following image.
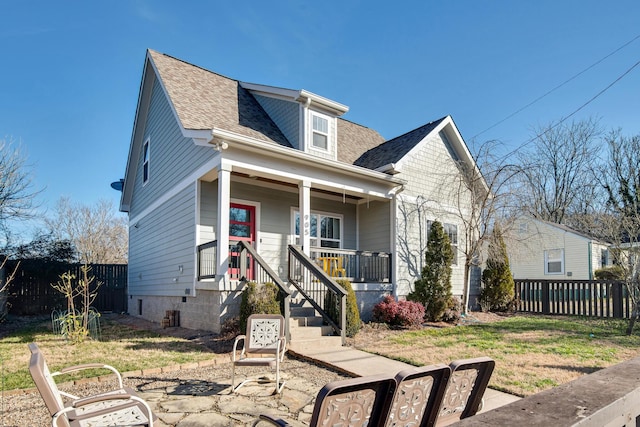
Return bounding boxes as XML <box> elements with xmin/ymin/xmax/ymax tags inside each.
<box><xmin>372</xmin><ymin>295</ymin><xmax>424</xmax><ymax>328</ymax></box>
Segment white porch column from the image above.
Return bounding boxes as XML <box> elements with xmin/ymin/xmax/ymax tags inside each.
<box><xmin>217</xmin><ymin>162</ymin><xmax>232</xmax><ymax>283</ymax></box>
<box><xmin>299</xmin><ymin>180</ymin><xmax>311</xmax><ymax>256</ymax></box>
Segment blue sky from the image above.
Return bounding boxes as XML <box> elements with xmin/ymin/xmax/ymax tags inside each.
<box><xmin>2</xmin><ymin>1</ymin><xmax>639</xmax><ymax>241</ymax></box>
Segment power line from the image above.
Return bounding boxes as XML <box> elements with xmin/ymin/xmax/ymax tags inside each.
<box><xmin>498</xmin><ymin>58</ymin><xmax>640</xmax><ymax>162</ymax></box>
<box><xmin>472</xmin><ymin>33</ymin><xmax>640</xmax><ymax>140</ymax></box>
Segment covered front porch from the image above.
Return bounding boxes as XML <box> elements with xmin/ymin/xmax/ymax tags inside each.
<box><xmin>193</xmin><ymin>153</ymin><xmax>402</xmax><ymax>340</ymax></box>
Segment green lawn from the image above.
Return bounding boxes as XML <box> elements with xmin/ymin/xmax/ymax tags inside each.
<box><xmin>0</xmin><ymin>315</ymin><xmax>216</xmax><ymax>391</ymax></box>
<box><xmin>356</xmin><ymin>314</ymin><xmax>640</xmax><ymax>396</ymax></box>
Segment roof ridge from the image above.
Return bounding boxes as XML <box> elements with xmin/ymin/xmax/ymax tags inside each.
<box><xmin>383</xmin><ymin>116</ymin><xmax>448</xmax><ymax>143</ymax></box>
<box><xmin>148</xmin><ymin>49</ymin><xmax>239</xmax><ymax>83</ymax></box>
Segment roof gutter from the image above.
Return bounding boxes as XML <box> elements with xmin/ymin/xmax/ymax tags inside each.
<box><xmin>374</xmin><ymin>163</ymin><xmax>401</xmax><ymax>175</ymax></box>
<box><xmin>208</xmin><ymin>127</ymin><xmax>405</xmax><ymax>186</ymax></box>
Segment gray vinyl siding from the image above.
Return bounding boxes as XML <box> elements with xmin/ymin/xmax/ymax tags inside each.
<box><xmin>253</xmin><ymin>94</ymin><xmax>299</xmax><ymax>149</ymax></box>
<box><xmin>358</xmin><ymin>201</ymin><xmax>391</xmax><ymax>252</ymax></box>
<box><xmin>129</xmin><ymin>184</ymin><xmax>196</xmax><ymax>296</ymax></box>
<box><xmin>130</xmin><ymin>78</ymin><xmax>216</xmax><ymax>217</ymax></box>
<box><xmin>394</xmin><ymin>132</ymin><xmax>472</xmax><ymax>298</ymax></box>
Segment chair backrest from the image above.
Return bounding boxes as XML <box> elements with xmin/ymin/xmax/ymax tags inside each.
<box><xmin>384</xmin><ymin>364</ymin><xmax>451</xmax><ymax>427</ymax></box>
<box><xmin>28</xmin><ymin>343</ymin><xmax>69</xmax><ymax>425</ymax></box>
<box><xmin>245</xmin><ymin>314</ymin><xmax>284</xmax><ymax>355</ymax></box>
<box><xmin>438</xmin><ymin>357</ymin><xmax>495</xmax><ymax>425</ymax></box>
<box><xmin>310</xmin><ymin>374</ymin><xmax>396</xmax><ymax>427</ymax></box>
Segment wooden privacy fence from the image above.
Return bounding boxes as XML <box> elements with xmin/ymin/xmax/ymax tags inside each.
<box><xmin>515</xmin><ymin>279</ymin><xmax>632</xmax><ymax>319</ymax></box>
<box><xmin>3</xmin><ymin>260</ymin><xmax>128</xmax><ymax>315</ymax></box>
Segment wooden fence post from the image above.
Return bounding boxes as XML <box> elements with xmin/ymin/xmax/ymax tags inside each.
<box><xmin>542</xmin><ymin>281</ymin><xmax>551</xmax><ymax>314</ymax></box>
<box><xmin>612</xmin><ymin>282</ymin><xmax>623</xmax><ymax>319</ymax></box>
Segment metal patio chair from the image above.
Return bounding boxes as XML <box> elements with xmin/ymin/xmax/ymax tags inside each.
<box><xmin>232</xmin><ymin>314</ymin><xmax>287</xmax><ymax>394</ymax></box>
<box><xmin>436</xmin><ymin>356</ymin><xmax>495</xmax><ymax>426</ymax></box>
<box><xmin>28</xmin><ymin>342</ymin><xmax>155</xmax><ymax>427</ymax></box>
<box><xmin>254</xmin><ymin>373</ymin><xmax>397</xmax><ymax>427</ymax></box>
<box><xmin>385</xmin><ymin>364</ymin><xmax>452</xmax><ymax>427</ymax></box>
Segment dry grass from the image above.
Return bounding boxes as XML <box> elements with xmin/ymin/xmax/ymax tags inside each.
<box><xmin>352</xmin><ymin>313</ymin><xmax>640</xmax><ymax>397</ymax></box>
<box><xmin>0</xmin><ymin>315</ymin><xmax>216</xmax><ymax>391</ymax></box>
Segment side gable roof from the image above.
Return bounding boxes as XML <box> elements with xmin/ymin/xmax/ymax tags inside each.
<box><xmin>337</xmin><ymin>119</ymin><xmax>386</xmax><ymax>165</ymax></box>
<box><xmin>353</xmin><ymin>117</ymin><xmax>446</xmax><ymax>170</ymax></box>
<box><xmin>527</xmin><ymin>217</ymin><xmax>607</xmax><ymax>244</ymax></box>
<box><xmin>148</xmin><ymin>50</ymin><xmax>291</xmax><ymax>147</ymax></box>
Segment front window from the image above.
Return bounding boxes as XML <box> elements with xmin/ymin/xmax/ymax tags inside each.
<box><xmin>544</xmin><ymin>249</ymin><xmax>565</xmax><ymax>274</ymax></box>
<box><xmin>311</xmin><ymin>113</ymin><xmax>329</xmax><ymax>150</ymax></box>
<box><xmin>427</xmin><ymin>220</ymin><xmax>458</xmax><ymax>265</ymax></box>
<box><xmin>293</xmin><ymin>210</ymin><xmax>341</xmax><ymax>248</ymax></box>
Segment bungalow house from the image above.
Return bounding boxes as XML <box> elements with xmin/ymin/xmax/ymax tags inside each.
<box><xmin>508</xmin><ymin>217</ymin><xmax>612</xmax><ymax>280</ymax></box>
<box><xmin>120</xmin><ymin>50</ymin><xmax>487</xmax><ymax>335</ymax></box>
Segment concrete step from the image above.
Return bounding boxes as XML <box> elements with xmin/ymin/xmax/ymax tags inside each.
<box><xmin>290</xmin><ymin>306</ymin><xmax>316</xmax><ymax>317</ymax></box>
<box><xmin>289</xmin><ymin>324</ymin><xmax>334</xmax><ymax>339</ymax></box>
<box><xmin>288</xmin><ymin>336</ymin><xmax>343</xmax><ymax>353</ymax></box>
<box><xmin>289</xmin><ymin>316</ymin><xmax>324</xmax><ymax>327</ymax></box>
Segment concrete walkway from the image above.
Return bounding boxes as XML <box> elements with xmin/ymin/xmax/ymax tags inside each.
<box><xmin>290</xmin><ymin>346</ymin><xmax>521</xmax><ymax>414</ymax></box>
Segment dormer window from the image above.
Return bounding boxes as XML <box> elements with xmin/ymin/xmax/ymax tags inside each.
<box><xmin>312</xmin><ymin>113</ymin><xmax>329</xmax><ymax>150</ymax></box>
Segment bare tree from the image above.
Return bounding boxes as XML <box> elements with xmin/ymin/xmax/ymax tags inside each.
<box><xmin>597</xmin><ymin>130</ymin><xmax>640</xmax><ymax>334</ymax></box>
<box><xmin>0</xmin><ymin>137</ymin><xmax>40</xmax><ymax>318</ymax></box>
<box><xmin>515</xmin><ymin>119</ymin><xmax>602</xmax><ymax>226</ymax></box>
<box><xmin>0</xmin><ymin>138</ymin><xmax>40</xmax><ymax>233</ymax></box>
<box><xmin>448</xmin><ymin>140</ymin><xmax>520</xmax><ymax>313</ymax></box>
<box><xmin>45</xmin><ymin>197</ymin><xmax>128</xmax><ymax>264</ymax></box>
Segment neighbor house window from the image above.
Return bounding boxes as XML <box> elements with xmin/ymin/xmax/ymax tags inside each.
<box><xmin>142</xmin><ymin>138</ymin><xmax>150</xmax><ymax>184</ymax></box>
<box><xmin>293</xmin><ymin>210</ymin><xmax>341</xmax><ymax>248</ymax></box>
<box><xmin>601</xmin><ymin>249</ymin><xmax>609</xmax><ymax>268</ymax></box>
<box><xmin>311</xmin><ymin>113</ymin><xmax>329</xmax><ymax>150</ymax></box>
<box><xmin>544</xmin><ymin>249</ymin><xmax>564</xmax><ymax>274</ymax></box>
<box><xmin>427</xmin><ymin>220</ymin><xmax>458</xmax><ymax>265</ymax></box>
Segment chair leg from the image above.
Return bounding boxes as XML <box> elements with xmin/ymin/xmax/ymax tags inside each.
<box><xmin>231</xmin><ymin>364</ymin><xmax>236</xmax><ymax>394</ymax></box>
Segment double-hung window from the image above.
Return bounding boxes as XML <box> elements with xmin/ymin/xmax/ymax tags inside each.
<box><xmin>142</xmin><ymin>138</ymin><xmax>150</xmax><ymax>184</ymax></box>
<box><xmin>311</xmin><ymin>113</ymin><xmax>329</xmax><ymax>150</ymax></box>
<box><xmin>544</xmin><ymin>249</ymin><xmax>564</xmax><ymax>274</ymax></box>
<box><xmin>427</xmin><ymin>220</ymin><xmax>458</xmax><ymax>265</ymax></box>
<box><xmin>293</xmin><ymin>210</ymin><xmax>341</xmax><ymax>248</ymax></box>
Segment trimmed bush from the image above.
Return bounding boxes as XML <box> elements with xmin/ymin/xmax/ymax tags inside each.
<box><xmin>239</xmin><ymin>282</ymin><xmax>281</xmax><ymax>332</ymax></box>
<box><xmin>480</xmin><ymin>227</ymin><xmax>515</xmax><ymax>312</ymax></box>
<box><xmin>408</xmin><ymin>221</ymin><xmax>454</xmax><ymax>321</ymax></box>
<box><xmin>372</xmin><ymin>295</ymin><xmax>425</xmax><ymax>329</ymax></box>
<box><xmin>324</xmin><ymin>279</ymin><xmax>361</xmax><ymax>337</ymax></box>
<box><xmin>594</xmin><ymin>265</ymin><xmax>625</xmax><ymax>280</ymax></box>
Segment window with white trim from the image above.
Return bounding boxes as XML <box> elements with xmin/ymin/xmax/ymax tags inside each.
<box><xmin>142</xmin><ymin>138</ymin><xmax>150</xmax><ymax>184</ymax></box>
<box><xmin>544</xmin><ymin>249</ymin><xmax>565</xmax><ymax>274</ymax></box>
<box><xmin>311</xmin><ymin>113</ymin><xmax>329</xmax><ymax>150</ymax></box>
<box><xmin>293</xmin><ymin>210</ymin><xmax>341</xmax><ymax>248</ymax></box>
<box><xmin>427</xmin><ymin>220</ymin><xmax>458</xmax><ymax>265</ymax></box>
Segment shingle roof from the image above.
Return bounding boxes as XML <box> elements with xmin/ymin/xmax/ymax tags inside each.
<box><xmin>353</xmin><ymin>117</ymin><xmax>447</xmax><ymax>170</ymax></box>
<box><xmin>148</xmin><ymin>50</ymin><xmax>291</xmax><ymax>147</ymax></box>
<box><xmin>337</xmin><ymin>119</ymin><xmax>386</xmax><ymax>165</ymax></box>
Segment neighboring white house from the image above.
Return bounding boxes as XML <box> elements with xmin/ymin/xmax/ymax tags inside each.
<box><xmin>508</xmin><ymin>217</ymin><xmax>612</xmax><ymax>281</ymax></box>
<box><xmin>119</xmin><ymin>50</ymin><xmax>487</xmax><ymax>332</ymax></box>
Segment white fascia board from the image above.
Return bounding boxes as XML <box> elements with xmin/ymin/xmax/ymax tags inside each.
<box><xmin>395</xmin><ymin>116</ymin><xmax>490</xmax><ymax>195</ymax></box>
<box><xmin>239</xmin><ymin>82</ymin><xmax>349</xmax><ymax>115</ymax></box>
<box><xmin>209</xmin><ymin>128</ymin><xmax>404</xmax><ymax>188</ymax></box>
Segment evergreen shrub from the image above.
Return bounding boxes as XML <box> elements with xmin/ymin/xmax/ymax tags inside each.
<box><xmin>239</xmin><ymin>281</ymin><xmax>281</xmax><ymax>332</ymax></box>
<box><xmin>324</xmin><ymin>279</ymin><xmax>361</xmax><ymax>337</ymax></box>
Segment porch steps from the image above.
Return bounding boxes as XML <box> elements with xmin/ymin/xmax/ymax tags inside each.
<box><xmin>288</xmin><ymin>300</ymin><xmax>343</xmax><ymax>352</ymax></box>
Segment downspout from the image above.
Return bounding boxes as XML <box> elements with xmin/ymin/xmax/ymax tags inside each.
<box><xmin>389</xmin><ymin>184</ymin><xmax>405</xmax><ymax>299</ymax></box>
<box><xmin>588</xmin><ymin>241</ymin><xmax>593</xmax><ymax>280</ymax></box>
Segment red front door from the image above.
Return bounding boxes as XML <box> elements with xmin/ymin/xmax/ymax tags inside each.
<box><xmin>229</xmin><ymin>203</ymin><xmax>255</xmax><ymax>279</ymax></box>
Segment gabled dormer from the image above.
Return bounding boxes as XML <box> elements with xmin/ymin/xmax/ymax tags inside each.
<box><xmin>240</xmin><ymin>82</ymin><xmax>348</xmax><ymax>161</ymax></box>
